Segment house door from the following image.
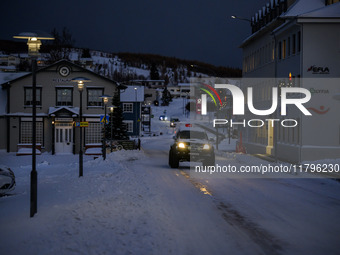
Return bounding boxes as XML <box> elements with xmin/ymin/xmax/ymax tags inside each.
<box><xmin>55</xmin><ymin>123</ymin><xmax>73</xmax><ymax>154</ymax></box>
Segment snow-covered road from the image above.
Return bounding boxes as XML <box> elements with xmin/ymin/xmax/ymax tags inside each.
<box><xmin>1</xmin><ymin>97</ymin><xmax>340</xmax><ymax>255</ymax></box>
<box><xmin>141</xmin><ymin>135</ymin><xmax>340</xmax><ymax>255</ymax></box>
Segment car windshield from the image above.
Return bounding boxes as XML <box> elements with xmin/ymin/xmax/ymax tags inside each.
<box><xmin>178</xmin><ymin>131</ymin><xmax>207</xmax><ymax>140</ymax></box>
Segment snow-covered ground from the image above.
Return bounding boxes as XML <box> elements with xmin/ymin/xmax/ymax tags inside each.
<box><xmin>1</xmin><ymin>98</ymin><xmax>340</xmax><ymax>255</ymax></box>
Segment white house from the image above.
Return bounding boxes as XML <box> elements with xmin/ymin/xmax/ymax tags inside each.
<box><xmin>239</xmin><ymin>0</ymin><xmax>340</xmax><ymax>163</ymax></box>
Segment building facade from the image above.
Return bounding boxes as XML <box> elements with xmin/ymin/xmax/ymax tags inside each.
<box><xmin>239</xmin><ymin>0</ymin><xmax>340</xmax><ymax>162</ymax></box>
<box><xmin>1</xmin><ymin>60</ymin><xmax>119</xmax><ymax>155</ymax></box>
<box><xmin>120</xmin><ymin>85</ymin><xmax>144</xmax><ymax>137</ymax></box>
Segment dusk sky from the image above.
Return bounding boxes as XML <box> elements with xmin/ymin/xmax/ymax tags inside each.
<box><xmin>1</xmin><ymin>0</ymin><xmax>269</xmax><ymax>68</ymax></box>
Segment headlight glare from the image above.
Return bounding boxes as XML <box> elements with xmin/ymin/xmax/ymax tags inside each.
<box><xmin>203</xmin><ymin>144</ymin><xmax>210</xmax><ymax>150</ymax></box>
<box><xmin>178</xmin><ymin>142</ymin><xmax>186</xmax><ymax>149</ymax></box>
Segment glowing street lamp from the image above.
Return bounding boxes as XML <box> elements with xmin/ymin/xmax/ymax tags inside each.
<box><xmin>108</xmin><ymin>106</ymin><xmax>117</xmax><ymax>152</ymax></box>
<box><xmin>13</xmin><ymin>31</ymin><xmax>54</xmax><ymax>218</ymax></box>
<box><xmin>231</xmin><ymin>15</ymin><xmax>251</xmax><ymax>23</ymax></box>
<box><xmin>71</xmin><ymin>77</ymin><xmax>91</xmax><ymax>177</ymax></box>
<box><xmin>99</xmin><ymin>95</ymin><xmax>113</xmax><ymax>160</ymax></box>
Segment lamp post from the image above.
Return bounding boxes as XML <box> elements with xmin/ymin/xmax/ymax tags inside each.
<box><xmin>134</xmin><ymin>87</ymin><xmax>138</xmax><ymax>137</ymax></box>
<box><xmin>108</xmin><ymin>106</ymin><xmax>116</xmax><ymax>152</ymax></box>
<box><xmin>100</xmin><ymin>95</ymin><xmax>112</xmax><ymax>160</ymax></box>
<box><xmin>13</xmin><ymin>32</ymin><xmax>54</xmax><ymax>218</ymax></box>
<box><xmin>71</xmin><ymin>77</ymin><xmax>91</xmax><ymax>177</ymax></box>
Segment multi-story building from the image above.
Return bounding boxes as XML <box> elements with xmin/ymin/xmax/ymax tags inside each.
<box><xmin>0</xmin><ymin>60</ymin><xmax>137</xmax><ymax>155</ymax></box>
<box><xmin>239</xmin><ymin>0</ymin><xmax>340</xmax><ymax>162</ymax></box>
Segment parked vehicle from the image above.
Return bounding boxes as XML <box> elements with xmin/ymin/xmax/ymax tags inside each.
<box><xmin>0</xmin><ymin>166</ymin><xmax>15</xmax><ymax>196</ymax></box>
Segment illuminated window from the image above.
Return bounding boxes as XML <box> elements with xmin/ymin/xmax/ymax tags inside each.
<box><xmin>326</xmin><ymin>0</ymin><xmax>339</xmax><ymax>5</ymax></box>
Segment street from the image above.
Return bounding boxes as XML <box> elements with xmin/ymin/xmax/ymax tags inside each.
<box><xmin>0</xmin><ymin>131</ymin><xmax>340</xmax><ymax>254</ymax></box>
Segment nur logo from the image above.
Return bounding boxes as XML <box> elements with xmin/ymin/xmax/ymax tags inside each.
<box><xmin>200</xmin><ymin>84</ymin><xmax>312</xmax><ymax>116</ymax></box>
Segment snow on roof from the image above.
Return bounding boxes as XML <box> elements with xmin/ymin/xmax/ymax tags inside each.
<box><xmin>48</xmin><ymin>106</ymin><xmax>79</xmax><ymax>115</ymax></box>
<box><xmin>0</xmin><ymin>66</ymin><xmax>16</xmax><ymax>70</ymax></box>
<box><xmin>0</xmin><ymin>72</ymin><xmax>29</xmax><ymax>115</ymax></box>
<box><xmin>120</xmin><ymin>86</ymin><xmax>144</xmax><ymax>102</ymax></box>
<box><xmin>298</xmin><ymin>2</ymin><xmax>340</xmax><ymax>18</ymax></box>
<box><xmin>283</xmin><ymin>0</ymin><xmax>325</xmax><ymax>17</ymax></box>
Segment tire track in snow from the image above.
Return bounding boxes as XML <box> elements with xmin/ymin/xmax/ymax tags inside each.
<box><xmin>179</xmin><ymin>168</ymin><xmax>284</xmax><ymax>255</ymax></box>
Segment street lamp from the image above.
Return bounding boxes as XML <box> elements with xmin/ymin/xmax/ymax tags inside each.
<box><xmin>99</xmin><ymin>95</ymin><xmax>113</xmax><ymax>160</ymax></box>
<box><xmin>71</xmin><ymin>77</ymin><xmax>91</xmax><ymax>177</ymax></box>
<box><xmin>231</xmin><ymin>15</ymin><xmax>252</xmax><ymax>23</ymax></box>
<box><xmin>134</xmin><ymin>87</ymin><xmax>138</xmax><ymax>136</ymax></box>
<box><xmin>108</xmin><ymin>106</ymin><xmax>117</xmax><ymax>152</ymax></box>
<box><xmin>13</xmin><ymin>31</ymin><xmax>54</xmax><ymax>218</ymax></box>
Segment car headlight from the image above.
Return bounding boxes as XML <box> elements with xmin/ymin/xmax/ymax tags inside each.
<box><xmin>178</xmin><ymin>142</ymin><xmax>186</xmax><ymax>149</ymax></box>
<box><xmin>164</xmin><ymin>117</ymin><xmax>168</xmax><ymax>120</ymax></box>
<box><xmin>203</xmin><ymin>144</ymin><xmax>210</xmax><ymax>150</ymax></box>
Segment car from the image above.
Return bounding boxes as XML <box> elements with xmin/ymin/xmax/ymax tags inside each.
<box><xmin>159</xmin><ymin>115</ymin><xmax>168</xmax><ymax>121</ymax></box>
<box><xmin>170</xmin><ymin>116</ymin><xmax>180</xmax><ymax>127</ymax></box>
<box><xmin>0</xmin><ymin>166</ymin><xmax>15</xmax><ymax>196</ymax></box>
<box><xmin>168</xmin><ymin>126</ymin><xmax>215</xmax><ymax>168</ymax></box>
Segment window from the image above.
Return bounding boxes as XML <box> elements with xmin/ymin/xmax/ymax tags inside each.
<box><xmin>123</xmin><ymin>103</ymin><xmax>133</xmax><ymax>113</ymax></box>
<box><xmin>24</xmin><ymin>87</ymin><xmax>42</xmax><ymax>106</ymax></box>
<box><xmin>85</xmin><ymin>122</ymin><xmax>102</xmax><ymax>144</ymax></box>
<box><xmin>87</xmin><ymin>88</ymin><xmax>104</xmax><ymax>106</ymax></box>
<box><xmin>282</xmin><ymin>40</ymin><xmax>286</xmax><ymax>59</ymax></box>
<box><xmin>20</xmin><ymin>121</ymin><xmax>43</xmax><ymax>144</ymax></box>
<box><xmin>297</xmin><ymin>31</ymin><xmax>301</xmax><ymax>52</ymax></box>
<box><xmin>123</xmin><ymin>120</ymin><xmax>133</xmax><ymax>133</ymax></box>
<box><xmin>56</xmin><ymin>88</ymin><xmax>73</xmax><ymax>106</ymax></box>
<box><xmin>292</xmin><ymin>34</ymin><xmax>296</xmax><ymax>55</ymax></box>
<box><xmin>326</xmin><ymin>0</ymin><xmax>339</xmax><ymax>5</ymax></box>
<box><xmin>278</xmin><ymin>42</ymin><xmax>282</xmax><ymax>60</ymax></box>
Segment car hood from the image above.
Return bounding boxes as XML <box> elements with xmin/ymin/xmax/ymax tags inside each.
<box><xmin>177</xmin><ymin>139</ymin><xmax>209</xmax><ymax>144</ymax></box>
